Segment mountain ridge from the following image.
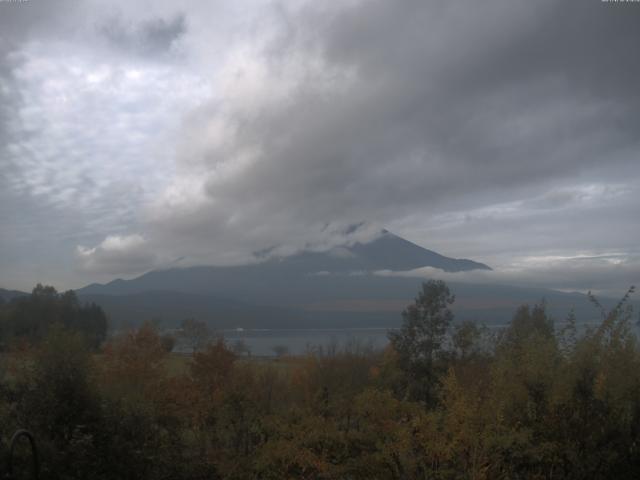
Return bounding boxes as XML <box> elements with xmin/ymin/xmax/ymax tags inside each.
<box><xmin>79</xmin><ymin>229</ymin><xmax>490</xmax><ymax>295</ymax></box>
<box><xmin>7</xmin><ymin>231</ymin><xmax>619</xmax><ymax>330</ymax></box>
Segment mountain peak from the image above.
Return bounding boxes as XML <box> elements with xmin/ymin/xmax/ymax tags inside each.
<box><xmin>252</xmin><ymin>228</ymin><xmax>490</xmax><ymax>274</ymax></box>
<box><xmin>347</xmin><ymin>229</ymin><xmax>491</xmax><ymax>273</ymax></box>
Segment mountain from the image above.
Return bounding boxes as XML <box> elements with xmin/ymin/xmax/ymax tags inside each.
<box><xmin>80</xmin><ymin>229</ymin><xmax>490</xmax><ymax>296</ymax></box>
<box><xmin>251</xmin><ymin>229</ymin><xmax>492</xmax><ymax>275</ymax></box>
<box><xmin>79</xmin><ymin>291</ymin><xmax>304</xmax><ymax>330</ymax></box>
<box><xmin>72</xmin><ymin>229</ymin><xmax>620</xmax><ymax>329</ymax></box>
<box><xmin>75</xmin><ymin>229</ymin><xmax>495</xmax><ymax>325</ymax></box>
<box><xmin>0</xmin><ymin>288</ymin><xmax>28</xmax><ymax>302</ymax></box>
<box><xmin>347</xmin><ymin>229</ymin><xmax>491</xmax><ymax>272</ymax></box>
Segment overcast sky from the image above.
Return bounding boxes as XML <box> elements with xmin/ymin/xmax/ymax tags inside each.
<box><xmin>1</xmin><ymin>0</ymin><xmax>639</xmax><ymax>295</ymax></box>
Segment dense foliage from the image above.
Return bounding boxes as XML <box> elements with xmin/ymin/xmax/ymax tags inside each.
<box><xmin>0</xmin><ymin>281</ymin><xmax>639</xmax><ymax>479</ymax></box>
<box><xmin>0</xmin><ymin>285</ymin><xmax>108</xmax><ymax>349</ymax></box>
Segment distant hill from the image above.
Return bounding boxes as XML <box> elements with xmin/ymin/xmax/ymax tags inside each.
<box><xmin>0</xmin><ymin>288</ymin><xmax>28</xmax><ymax>302</ymax></box>
<box><xmin>77</xmin><ymin>281</ymin><xmax>612</xmax><ymax>330</ymax></box>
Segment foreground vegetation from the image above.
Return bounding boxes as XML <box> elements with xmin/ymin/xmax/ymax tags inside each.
<box><xmin>0</xmin><ymin>282</ymin><xmax>639</xmax><ymax>479</ymax></box>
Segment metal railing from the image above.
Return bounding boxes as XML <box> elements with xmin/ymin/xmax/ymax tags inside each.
<box><xmin>4</xmin><ymin>430</ymin><xmax>38</xmax><ymax>480</ymax></box>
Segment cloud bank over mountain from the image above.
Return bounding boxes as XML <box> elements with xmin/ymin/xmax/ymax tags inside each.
<box><xmin>1</xmin><ymin>0</ymin><xmax>639</xmax><ymax>293</ymax></box>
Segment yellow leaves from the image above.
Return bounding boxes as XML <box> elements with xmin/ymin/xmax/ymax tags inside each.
<box><xmin>162</xmin><ymin>374</ymin><xmax>201</xmax><ymax>423</ymax></box>
<box><xmin>6</xmin><ymin>290</ymin><xmax>640</xmax><ymax>479</ymax></box>
<box><xmin>428</xmin><ymin>368</ymin><xmax>495</xmax><ymax>478</ymax></box>
<box><xmin>98</xmin><ymin>322</ymin><xmax>174</xmax><ymax>421</ymax></box>
<box><xmin>256</xmin><ymin>413</ymin><xmax>340</xmax><ymax>479</ymax></box>
<box><xmin>354</xmin><ymin>388</ymin><xmax>399</xmax><ymax>419</ymax></box>
<box><xmin>257</xmin><ymin>436</ymin><xmax>329</xmax><ymax>480</ymax></box>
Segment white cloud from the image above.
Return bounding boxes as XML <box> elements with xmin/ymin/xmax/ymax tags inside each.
<box><xmin>4</xmin><ymin>40</ymin><xmax>210</xmax><ymax>234</ymax></box>
<box><xmin>375</xmin><ymin>252</ymin><xmax>640</xmax><ymax>297</ymax></box>
<box><xmin>76</xmin><ymin>234</ymin><xmax>157</xmax><ymax>274</ymax></box>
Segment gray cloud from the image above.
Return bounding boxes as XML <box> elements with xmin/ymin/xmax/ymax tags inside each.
<box><xmin>0</xmin><ymin>0</ymin><xmax>204</xmax><ymax>289</ymax></box>
<box><xmin>77</xmin><ymin>234</ymin><xmax>158</xmax><ymax>274</ymax></box>
<box><xmin>376</xmin><ymin>253</ymin><xmax>640</xmax><ymax>298</ymax></box>
<box><xmin>1</xmin><ymin>0</ymin><xmax>639</xmax><ymax>292</ymax></box>
<box><xmin>100</xmin><ymin>13</ymin><xmax>187</xmax><ymax>58</ymax></box>
<box><xmin>125</xmin><ymin>0</ymin><xmax>640</xmax><ymax>279</ymax></box>
<box><xmin>0</xmin><ymin>46</ymin><xmax>20</xmax><ymax>165</ymax></box>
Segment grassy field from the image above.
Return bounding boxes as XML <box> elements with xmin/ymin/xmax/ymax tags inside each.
<box><xmin>0</xmin><ymin>350</ymin><xmax>304</xmax><ymax>381</ymax></box>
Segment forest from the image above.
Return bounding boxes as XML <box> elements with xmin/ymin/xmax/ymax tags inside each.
<box><xmin>0</xmin><ymin>281</ymin><xmax>639</xmax><ymax>479</ymax></box>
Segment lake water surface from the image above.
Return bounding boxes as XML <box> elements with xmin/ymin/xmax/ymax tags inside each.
<box><xmin>174</xmin><ymin>319</ymin><xmax>612</xmax><ymax>357</ymax></box>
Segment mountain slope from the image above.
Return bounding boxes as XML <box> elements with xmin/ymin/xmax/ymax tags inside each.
<box><xmin>78</xmin><ymin>229</ymin><xmax>490</xmax><ymax>297</ymax></box>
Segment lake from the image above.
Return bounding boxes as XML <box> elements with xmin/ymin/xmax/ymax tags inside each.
<box><xmin>173</xmin><ymin>318</ymin><xmax>615</xmax><ymax>357</ymax></box>
<box><xmin>177</xmin><ymin>327</ymin><xmax>393</xmax><ymax>356</ymax></box>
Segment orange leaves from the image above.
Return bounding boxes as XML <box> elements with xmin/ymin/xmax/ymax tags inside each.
<box><xmin>99</xmin><ymin>322</ymin><xmax>170</xmax><ymax>407</ymax></box>
<box><xmin>189</xmin><ymin>338</ymin><xmax>236</xmax><ymax>395</ymax></box>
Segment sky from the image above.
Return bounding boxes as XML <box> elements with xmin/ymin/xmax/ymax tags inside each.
<box><xmin>0</xmin><ymin>0</ymin><xmax>639</xmax><ymax>295</ymax></box>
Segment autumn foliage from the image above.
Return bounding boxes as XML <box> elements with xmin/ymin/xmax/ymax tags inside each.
<box><xmin>0</xmin><ymin>282</ymin><xmax>639</xmax><ymax>479</ymax></box>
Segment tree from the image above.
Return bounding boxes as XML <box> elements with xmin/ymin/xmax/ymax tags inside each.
<box><xmin>100</xmin><ymin>322</ymin><xmax>168</xmax><ymax>398</ymax></box>
<box><xmin>19</xmin><ymin>325</ymin><xmax>102</xmax><ymax>478</ymax></box>
<box><xmin>388</xmin><ymin>280</ymin><xmax>455</xmax><ymax>404</ymax></box>
<box><xmin>500</xmin><ymin>302</ymin><xmax>554</xmax><ymax>350</ymax></box>
<box><xmin>452</xmin><ymin>320</ymin><xmax>487</xmax><ymax>361</ymax></box>
<box><xmin>0</xmin><ymin>285</ymin><xmax>107</xmax><ymax>348</ymax></box>
<box><xmin>180</xmin><ymin>318</ymin><xmax>212</xmax><ymax>354</ymax></box>
<box><xmin>160</xmin><ymin>334</ymin><xmax>176</xmax><ymax>353</ymax></box>
<box><xmin>190</xmin><ymin>339</ymin><xmax>237</xmax><ymax>395</ymax></box>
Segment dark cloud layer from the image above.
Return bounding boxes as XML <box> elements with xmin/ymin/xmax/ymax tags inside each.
<box><xmin>146</xmin><ymin>1</ymin><xmax>640</xmax><ymax>265</ymax></box>
<box><xmin>1</xmin><ymin>0</ymin><xmax>639</xmax><ymax>292</ymax></box>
